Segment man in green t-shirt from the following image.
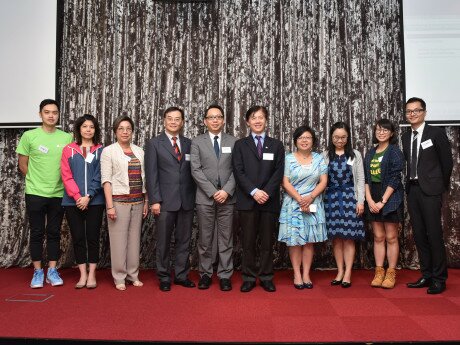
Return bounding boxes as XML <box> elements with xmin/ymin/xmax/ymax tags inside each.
<box><xmin>16</xmin><ymin>99</ymin><xmax>72</xmax><ymax>288</ymax></box>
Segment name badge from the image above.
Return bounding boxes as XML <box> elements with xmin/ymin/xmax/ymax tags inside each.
<box><xmin>421</xmin><ymin>139</ymin><xmax>433</xmax><ymax>150</ymax></box>
<box><xmin>85</xmin><ymin>152</ymin><xmax>95</xmax><ymax>163</ymax></box>
<box><xmin>38</xmin><ymin>145</ymin><xmax>49</xmax><ymax>154</ymax></box>
<box><xmin>378</xmin><ymin>156</ymin><xmax>383</xmax><ymax>162</ymax></box>
<box><xmin>263</xmin><ymin>153</ymin><xmax>274</xmax><ymax>160</ymax></box>
<box><xmin>123</xmin><ymin>155</ymin><xmax>131</xmax><ymax>162</ymax></box>
<box><xmin>347</xmin><ymin>157</ymin><xmax>354</xmax><ymax>166</ymax></box>
<box><xmin>222</xmin><ymin>147</ymin><xmax>231</xmax><ymax>153</ymax></box>
<box><xmin>309</xmin><ymin>204</ymin><xmax>317</xmax><ymax>213</ymax></box>
<box><xmin>185</xmin><ymin>154</ymin><xmax>191</xmax><ymax>161</ymax></box>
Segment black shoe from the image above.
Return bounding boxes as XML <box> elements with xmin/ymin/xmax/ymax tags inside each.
<box><xmin>341</xmin><ymin>281</ymin><xmax>352</xmax><ymax>288</ymax></box>
<box><xmin>427</xmin><ymin>281</ymin><xmax>446</xmax><ymax>295</ymax></box>
<box><xmin>219</xmin><ymin>278</ymin><xmax>232</xmax><ymax>291</ymax></box>
<box><xmin>174</xmin><ymin>279</ymin><xmax>196</xmax><ymax>288</ymax></box>
<box><xmin>198</xmin><ymin>275</ymin><xmax>212</xmax><ymax>290</ymax></box>
<box><xmin>331</xmin><ymin>279</ymin><xmax>342</xmax><ymax>286</ymax></box>
<box><xmin>159</xmin><ymin>281</ymin><xmax>171</xmax><ymax>292</ymax></box>
<box><xmin>240</xmin><ymin>281</ymin><xmax>256</xmax><ymax>292</ymax></box>
<box><xmin>260</xmin><ymin>280</ymin><xmax>276</xmax><ymax>292</ymax></box>
<box><xmin>303</xmin><ymin>282</ymin><xmax>313</xmax><ymax>289</ymax></box>
<box><xmin>294</xmin><ymin>283</ymin><xmax>304</xmax><ymax>290</ymax></box>
<box><xmin>407</xmin><ymin>277</ymin><xmax>431</xmax><ymax>288</ymax></box>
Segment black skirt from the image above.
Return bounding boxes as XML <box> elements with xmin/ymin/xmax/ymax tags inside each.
<box><xmin>365</xmin><ymin>182</ymin><xmax>403</xmax><ymax>223</ymax></box>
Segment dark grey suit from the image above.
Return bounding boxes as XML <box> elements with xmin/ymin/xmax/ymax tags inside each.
<box><xmin>191</xmin><ymin>132</ymin><xmax>237</xmax><ymax>279</ymax></box>
<box><xmin>145</xmin><ymin>132</ymin><xmax>196</xmax><ymax>282</ymax></box>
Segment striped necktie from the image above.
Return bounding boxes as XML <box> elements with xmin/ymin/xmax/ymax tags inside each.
<box><xmin>172</xmin><ymin>136</ymin><xmax>181</xmax><ymax>161</ymax></box>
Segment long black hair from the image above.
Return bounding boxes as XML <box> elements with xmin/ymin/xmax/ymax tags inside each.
<box><xmin>327</xmin><ymin>121</ymin><xmax>355</xmax><ymax>161</ymax></box>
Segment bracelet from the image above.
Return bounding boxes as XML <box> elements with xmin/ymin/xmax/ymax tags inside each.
<box><xmin>107</xmin><ymin>206</ymin><xmax>114</xmax><ymax>210</ymax></box>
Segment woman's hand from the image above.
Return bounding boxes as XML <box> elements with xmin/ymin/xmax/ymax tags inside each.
<box><xmin>356</xmin><ymin>203</ymin><xmax>364</xmax><ymax>216</ymax></box>
<box><xmin>107</xmin><ymin>206</ymin><xmax>117</xmax><ymax>220</ymax></box>
<box><xmin>143</xmin><ymin>201</ymin><xmax>149</xmax><ymax>219</ymax></box>
<box><xmin>76</xmin><ymin>196</ymin><xmax>90</xmax><ymax>210</ymax></box>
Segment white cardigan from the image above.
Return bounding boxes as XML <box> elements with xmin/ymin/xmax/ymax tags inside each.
<box><xmin>100</xmin><ymin>142</ymin><xmax>146</xmax><ymax>195</ymax></box>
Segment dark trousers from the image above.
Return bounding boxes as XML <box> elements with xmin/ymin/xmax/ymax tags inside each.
<box><xmin>155</xmin><ymin>208</ymin><xmax>194</xmax><ymax>282</ymax></box>
<box><xmin>238</xmin><ymin>210</ymin><xmax>277</xmax><ymax>282</ymax></box>
<box><xmin>25</xmin><ymin>194</ymin><xmax>65</xmax><ymax>262</ymax></box>
<box><xmin>407</xmin><ymin>185</ymin><xmax>448</xmax><ymax>283</ymax></box>
<box><xmin>65</xmin><ymin>205</ymin><xmax>105</xmax><ymax>264</ymax></box>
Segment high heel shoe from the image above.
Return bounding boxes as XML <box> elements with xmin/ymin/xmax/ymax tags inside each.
<box><xmin>331</xmin><ymin>279</ymin><xmax>342</xmax><ymax>286</ymax></box>
<box><xmin>341</xmin><ymin>281</ymin><xmax>352</xmax><ymax>288</ymax></box>
<box><xmin>303</xmin><ymin>282</ymin><xmax>313</xmax><ymax>289</ymax></box>
<box><xmin>294</xmin><ymin>283</ymin><xmax>305</xmax><ymax>290</ymax></box>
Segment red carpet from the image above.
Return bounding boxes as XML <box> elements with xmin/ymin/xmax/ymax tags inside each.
<box><xmin>0</xmin><ymin>268</ymin><xmax>459</xmax><ymax>343</ymax></box>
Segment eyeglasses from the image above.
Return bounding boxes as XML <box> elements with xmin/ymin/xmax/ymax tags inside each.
<box><xmin>332</xmin><ymin>135</ymin><xmax>348</xmax><ymax>142</ymax></box>
<box><xmin>375</xmin><ymin>128</ymin><xmax>390</xmax><ymax>134</ymax></box>
<box><xmin>405</xmin><ymin>109</ymin><xmax>425</xmax><ymax>116</ymax></box>
<box><xmin>298</xmin><ymin>136</ymin><xmax>313</xmax><ymax>141</ymax></box>
<box><xmin>205</xmin><ymin>115</ymin><xmax>224</xmax><ymax>121</ymax></box>
<box><xmin>117</xmin><ymin>127</ymin><xmax>132</xmax><ymax>133</ymax></box>
<box><xmin>165</xmin><ymin>117</ymin><xmax>182</xmax><ymax>123</ymax></box>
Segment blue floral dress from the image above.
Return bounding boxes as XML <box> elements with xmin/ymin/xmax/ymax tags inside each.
<box><xmin>278</xmin><ymin>152</ymin><xmax>328</xmax><ymax>246</ymax></box>
<box><xmin>324</xmin><ymin>154</ymin><xmax>365</xmax><ymax>240</ymax></box>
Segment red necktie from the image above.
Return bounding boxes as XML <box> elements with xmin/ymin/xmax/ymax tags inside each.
<box><xmin>172</xmin><ymin>136</ymin><xmax>181</xmax><ymax>161</ymax></box>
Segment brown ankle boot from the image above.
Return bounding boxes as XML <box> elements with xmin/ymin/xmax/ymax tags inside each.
<box><xmin>371</xmin><ymin>266</ymin><xmax>385</xmax><ymax>287</ymax></box>
<box><xmin>381</xmin><ymin>268</ymin><xmax>396</xmax><ymax>289</ymax></box>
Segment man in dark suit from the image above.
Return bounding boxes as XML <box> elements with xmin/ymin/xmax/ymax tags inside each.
<box><xmin>403</xmin><ymin>97</ymin><xmax>453</xmax><ymax>294</ymax></box>
<box><xmin>232</xmin><ymin>106</ymin><xmax>284</xmax><ymax>292</ymax></box>
<box><xmin>191</xmin><ymin>104</ymin><xmax>237</xmax><ymax>291</ymax></box>
<box><xmin>145</xmin><ymin>106</ymin><xmax>196</xmax><ymax>291</ymax></box>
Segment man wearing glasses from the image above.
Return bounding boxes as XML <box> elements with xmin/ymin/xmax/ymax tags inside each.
<box><xmin>190</xmin><ymin>105</ymin><xmax>237</xmax><ymax>291</ymax></box>
<box><xmin>145</xmin><ymin>107</ymin><xmax>196</xmax><ymax>292</ymax></box>
<box><xmin>403</xmin><ymin>97</ymin><xmax>453</xmax><ymax>294</ymax></box>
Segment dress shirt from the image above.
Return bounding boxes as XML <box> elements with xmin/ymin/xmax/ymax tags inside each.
<box><xmin>208</xmin><ymin>131</ymin><xmax>222</xmax><ymax>147</ymax></box>
<box><xmin>410</xmin><ymin>121</ymin><xmax>426</xmax><ymax>179</ymax></box>
<box><xmin>165</xmin><ymin>130</ymin><xmax>181</xmax><ymax>151</ymax></box>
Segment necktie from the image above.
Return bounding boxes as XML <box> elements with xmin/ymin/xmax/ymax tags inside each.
<box><xmin>410</xmin><ymin>130</ymin><xmax>418</xmax><ymax>179</ymax></box>
<box><xmin>214</xmin><ymin>135</ymin><xmax>220</xmax><ymax>158</ymax></box>
<box><xmin>255</xmin><ymin>135</ymin><xmax>263</xmax><ymax>159</ymax></box>
<box><xmin>172</xmin><ymin>136</ymin><xmax>181</xmax><ymax>161</ymax></box>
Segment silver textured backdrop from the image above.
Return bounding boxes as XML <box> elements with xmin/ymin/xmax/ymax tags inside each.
<box><xmin>0</xmin><ymin>0</ymin><xmax>459</xmax><ymax>270</ymax></box>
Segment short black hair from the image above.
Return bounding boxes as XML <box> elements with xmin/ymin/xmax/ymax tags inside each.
<box><xmin>372</xmin><ymin>118</ymin><xmax>398</xmax><ymax>144</ymax></box>
<box><xmin>406</xmin><ymin>97</ymin><xmax>426</xmax><ymax>110</ymax></box>
<box><xmin>73</xmin><ymin>114</ymin><xmax>101</xmax><ymax>145</ymax></box>
<box><xmin>293</xmin><ymin>125</ymin><xmax>317</xmax><ymax>148</ymax></box>
<box><xmin>245</xmin><ymin>106</ymin><xmax>268</xmax><ymax>121</ymax></box>
<box><xmin>205</xmin><ymin>104</ymin><xmax>224</xmax><ymax>118</ymax></box>
<box><xmin>39</xmin><ymin>99</ymin><xmax>60</xmax><ymax>112</ymax></box>
<box><xmin>112</xmin><ymin>114</ymin><xmax>135</xmax><ymax>134</ymax></box>
<box><xmin>327</xmin><ymin>121</ymin><xmax>355</xmax><ymax>161</ymax></box>
<box><xmin>164</xmin><ymin>106</ymin><xmax>185</xmax><ymax>120</ymax></box>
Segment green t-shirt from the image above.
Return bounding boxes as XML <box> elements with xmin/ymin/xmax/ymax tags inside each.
<box><xmin>16</xmin><ymin>127</ymin><xmax>72</xmax><ymax>197</ymax></box>
<box><xmin>370</xmin><ymin>149</ymin><xmax>387</xmax><ymax>183</ymax></box>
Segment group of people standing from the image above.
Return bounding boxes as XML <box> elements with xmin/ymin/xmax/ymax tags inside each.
<box><xmin>16</xmin><ymin>97</ymin><xmax>452</xmax><ymax>295</ymax></box>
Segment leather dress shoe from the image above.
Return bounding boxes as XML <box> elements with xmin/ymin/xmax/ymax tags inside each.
<box><xmin>260</xmin><ymin>280</ymin><xmax>276</xmax><ymax>292</ymax></box>
<box><xmin>407</xmin><ymin>277</ymin><xmax>431</xmax><ymax>288</ymax></box>
<box><xmin>219</xmin><ymin>278</ymin><xmax>232</xmax><ymax>291</ymax></box>
<box><xmin>427</xmin><ymin>281</ymin><xmax>446</xmax><ymax>295</ymax></box>
<box><xmin>240</xmin><ymin>281</ymin><xmax>256</xmax><ymax>292</ymax></box>
<box><xmin>341</xmin><ymin>281</ymin><xmax>352</xmax><ymax>288</ymax></box>
<box><xmin>174</xmin><ymin>279</ymin><xmax>196</xmax><ymax>288</ymax></box>
<box><xmin>159</xmin><ymin>281</ymin><xmax>171</xmax><ymax>292</ymax></box>
<box><xmin>331</xmin><ymin>279</ymin><xmax>342</xmax><ymax>286</ymax></box>
<box><xmin>198</xmin><ymin>275</ymin><xmax>212</xmax><ymax>290</ymax></box>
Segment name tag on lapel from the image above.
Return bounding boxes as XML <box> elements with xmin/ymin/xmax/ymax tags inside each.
<box><xmin>85</xmin><ymin>152</ymin><xmax>95</xmax><ymax>163</ymax></box>
<box><xmin>421</xmin><ymin>139</ymin><xmax>433</xmax><ymax>150</ymax></box>
<box><xmin>222</xmin><ymin>147</ymin><xmax>231</xmax><ymax>153</ymax></box>
<box><xmin>185</xmin><ymin>154</ymin><xmax>191</xmax><ymax>161</ymax></box>
<box><xmin>263</xmin><ymin>153</ymin><xmax>274</xmax><ymax>160</ymax></box>
<box><xmin>347</xmin><ymin>157</ymin><xmax>354</xmax><ymax>166</ymax></box>
<box><xmin>378</xmin><ymin>156</ymin><xmax>383</xmax><ymax>162</ymax></box>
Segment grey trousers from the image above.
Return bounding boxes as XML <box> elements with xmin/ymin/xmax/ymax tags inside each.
<box><xmin>196</xmin><ymin>203</ymin><xmax>234</xmax><ymax>279</ymax></box>
<box><xmin>107</xmin><ymin>202</ymin><xmax>143</xmax><ymax>285</ymax></box>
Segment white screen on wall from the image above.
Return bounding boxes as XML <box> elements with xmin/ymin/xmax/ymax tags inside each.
<box><xmin>0</xmin><ymin>0</ymin><xmax>57</xmax><ymax>127</ymax></box>
<box><xmin>403</xmin><ymin>0</ymin><xmax>460</xmax><ymax>124</ymax></box>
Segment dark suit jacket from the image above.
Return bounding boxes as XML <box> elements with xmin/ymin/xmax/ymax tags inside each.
<box><xmin>232</xmin><ymin>134</ymin><xmax>285</xmax><ymax>213</ymax></box>
<box><xmin>402</xmin><ymin>124</ymin><xmax>453</xmax><ymax>195</ymax></box>
<box><xmin>145</xmin><ymin>132</ymin><xmax>196</xmax><ymax>211</ymax></box>
<box><xmin>364</xmin><ymin>144</ymin><xmax>404</xmax><ymax>215</ymax></box>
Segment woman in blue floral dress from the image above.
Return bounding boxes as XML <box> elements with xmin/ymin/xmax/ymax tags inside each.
<box><xmin>279</xmin><ymin>126</ymin><xmax>328</xmax><ymax>289</ymax></box>
<box><xmin>323</xmin><ymin>122</ymin><xmax>365</xmax><ymax>288</ymax></box>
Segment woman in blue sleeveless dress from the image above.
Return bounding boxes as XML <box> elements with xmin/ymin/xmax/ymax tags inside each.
<box><xmin>279</xmin><ymin>126</ymin><xmax>328</xmax><ymax>289</ymax></box>
<box><xmin>323</xmin><ymin>122</ymin><xmax>365</xmax><ymax>288</ymax></box>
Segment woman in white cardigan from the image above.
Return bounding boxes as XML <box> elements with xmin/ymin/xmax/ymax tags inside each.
<box><xmin>322</xmin><ymin>122</ymin><xmax>365</xmax><ymax>288</ymax></box>
<box><xmin>101</xmin><ymin>115</ymin><xmax>148</xmax><ymax>291</ymax></box>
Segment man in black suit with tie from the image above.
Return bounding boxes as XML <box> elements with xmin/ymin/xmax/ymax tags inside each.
<box><xmin>232</xmin><ymin>106</ymin><xmax>284</xmax><ymax>292</ymax></box>
<box><xmin>145</xmin><ymin>107</ymin><xmax>196</xmax><ymax>291</ymax></box>
<box><xmin>403</xmin><ymin>97</ymin><xmax>453</xmax><ymax>294</ymax></box>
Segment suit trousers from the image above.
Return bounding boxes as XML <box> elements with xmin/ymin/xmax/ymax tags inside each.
<box><xmin>407</xmin><ymin>184</ymin><xmax>448</xmax><ymax>283</ymax></box>
<box><xmin>155</xmin><ymin>208</ymin><xmax>194</xmax><ymax>282</ymax></box>
<box><xmin>65</xmin><ymin>205</ymin><xmax>104</xmax><ymax>264</ymax></box>
<box><xmin>25</xmin><ymin>194</ymin><xmax>65</xmax><ymax>262</ymax></box>
<box><xmin>197</xmin><ymin>203</ymin><xmax>234</xmax><ymax>279</ymax></box>
<box><xmin>107</xmin><ymin>202</ymin><xmax>143</xmax><ymax>284</ymax></box>
<box><xmin>238</xmin><ymin>210</ymin><xmax>277</xmax><ymax>282</ymax></box>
